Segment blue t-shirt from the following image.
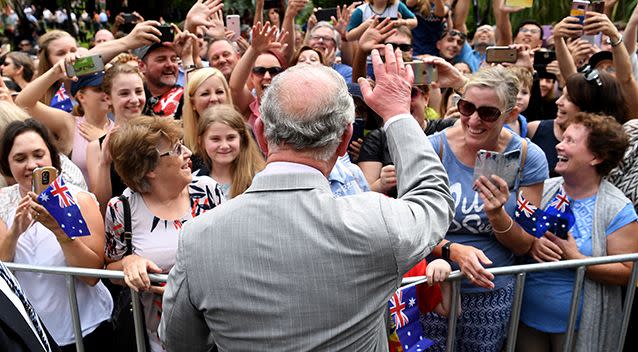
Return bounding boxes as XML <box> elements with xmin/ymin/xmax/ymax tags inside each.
<box><xmin>409</xmin><ymin>5</ymin><xmax>444</xmax><ymax>56</ymax></box>
<box><xmin>332</xmin><ymin>63</ymin><xmax>353</xmax><ymax>82</ymax></box>
<box><xmin>347</xmin><ymin>2</ymin><xmax>415</xmax><ymax>32</ymax></box>
<box><xmin>521</xmin><ymin>197</ymin><xmax>637</xmax><ymax>333</ymax></box>
<box><xmin>328</xmin><ymin>154</ymin><xmax>370</xmax><ymax>197</ymax></box>
<box><xmin>428</xmin><ymin>131</ymin><xmax>549</xmax><ymax>292</ymax></box>
<box><xmin>504</xmin><ymin>114</ymin><xmax>529</xmax><ymax>138</ymax></box>
<box><xmin>455</xmin><ymin>42</ymin><xmax>482</xmax><ymax>73</ymax></box>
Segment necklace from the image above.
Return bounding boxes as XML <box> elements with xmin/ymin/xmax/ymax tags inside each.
<box><xmin>369</xmin><ymin>4</ymin><xmax>387</xmax><ymax>16</ymax></box>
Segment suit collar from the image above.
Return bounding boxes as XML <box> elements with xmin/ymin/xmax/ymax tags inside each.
<box><xmin>0</xmin><ymin>291</ymin><xmax>47</xmax><ymax>352</ymax></box>
<box><xmin>246</xmin><ymin>171</ymin><xmax>332</xmax><ymax>194</ymax></box>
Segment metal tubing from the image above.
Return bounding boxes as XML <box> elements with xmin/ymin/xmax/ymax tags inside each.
<box><xmin>563</xmin><ymin>266</ymin><xmax>586</xmax><ymax>351</ymax></box>
<box><xmin>505</xmin><ymin>273</ymin><xmax>526</xmax><ymax>352</ymax></box>
<box><xmin>131</xmin><ymin>289</ymin><xmax>147</xmax><ymax>352</ymax></box>
<box><xmin>65</xmin><ymin>275</ymin><xmax>84</xmax><ymax>352</ymax></box>
<box><xmin>617</xmin><ymin>260</ymin><xmax>638</xmax><ymax>352</ymax></box>
<box><xmin>445</xmin><ymin>280</ymin><xmax>461</xmax><ymax>352</ymax></box>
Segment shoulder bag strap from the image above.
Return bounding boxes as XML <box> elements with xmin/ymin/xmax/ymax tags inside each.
<box><xmin>519</xmin><ymin>138</ymin><xmax>528</xmax><ymax>183</ymax></box>
<box><xmin>118</xmin><ymin>195</ymin><xmax>133</xmax><ymax>256</ymax></box>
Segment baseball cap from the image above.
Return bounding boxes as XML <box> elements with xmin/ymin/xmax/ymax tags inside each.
<box><xmin>588</xmin><ymin>51</ymin><xmax>613</xmax><ymax>70</ymax></box>
<box><xmin>133</xmin><ymin>42</ymin><xmax>174</xmax><ymax>60</ymax></box>
<box><xmin>70</xmin><ymin>71</ymin><xmax>104</xmax><ymax>96</ymax></box>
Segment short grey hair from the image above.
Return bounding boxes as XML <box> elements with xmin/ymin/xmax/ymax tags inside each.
<box><xmin>464</xmin><ymin>66</ymin><xmax>519</xmax><ymax>111</ymax></box>
<box><xmin>260</xmin><ymin>65</ymin><xmax>355</xmax><ymax>161</ymax></box>
<box><xmin>310</xmin><ymin>21</ymin><xmax>341</xmax><ymax>49</ymax></box>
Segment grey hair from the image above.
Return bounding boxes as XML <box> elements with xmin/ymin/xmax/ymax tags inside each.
<box><xmin>464</xmin><ymin>66</ymin><xmax>519</xmax><ymax>111</ymax></box>
<box><xmin>310</xmin><ymin>21</ymin><xmax>341</xmax><ymax>49</ymax></box>
<box><xmin>260</xmin><ymin>65</ymin><xmax>355</xmax><ymax>161</ymax></box>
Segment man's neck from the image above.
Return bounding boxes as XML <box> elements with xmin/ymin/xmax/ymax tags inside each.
<box><xmin>266</xmin><ymin>150</ymin><xmax>336</xmax><ymax>177</ymax></box>
<box><xmin>147</xmin><ymin>82</ymin><xmax>172</xmax><ymax>98</ymax></box>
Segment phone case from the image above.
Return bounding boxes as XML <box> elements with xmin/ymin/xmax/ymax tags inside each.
<box><xmin>409</xmin><ymin>61</ymin><xmax>438</xmax><ymax>85</ymax></box>
<box><xmin>473</xmin><ymin>149</ymin><xmax>521</xmax><ymax>191</ymax></box>
<box><xmin>226</xmin><ymin>15</ymin><xmax>241</xmax><ymax>41</ymax></box>
<box><xmin>485</xmin><ymin>47</ymin><xmax>517</xmax><ymax>64</ymax></box>
<box><xmin>571</xmin><ymin>0</ymin><xmax>589</xmax><ymax>25</ymax></box>
<box><xmin>66</xmin><ymin>55</ymin><xmax>104</xmax><ymax>77</ymax></box>
<box><xmin>32</xmin><ymin>166</ymin><xmax>59</xmax><ymax>195</ymax></box>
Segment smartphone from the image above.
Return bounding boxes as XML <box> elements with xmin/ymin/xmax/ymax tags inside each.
<box><xmin>377</xmin><ymin>17</ymin><xmax>398</xmax><ymax>21</ymax></box>
<box><xmin>155</xmin><ymin>25</ymin><xmax>174</xmax><ymax>43</ymax></box>
<box><xmin>409</xmin><ymin>61</ymin><xmax>438</xmax><ymax>85</ymax></box>
<box><xmin>315</xmin><ymin>8</ymin><xmax>338</xmax><ymax>22</ymax></box>
<box><xmin>571</xmin><ymin>0</ymin><xmax>589</xmax><ymax>25</ymax></box>
<box><xmin>504</xmin><ymin>0</ymin><xmax>533</xmax><ymax>8</ymax></box>
<box><xmin>350</xmin><ymin>118</ymin><xmax>365</xmax><ymax>144</ymax></box>
<box><xmin>473</xmin><ymin>149</ymin><xmax>521</xmax><ymax>191</ymax></box>
<box><xmin>264</xmin><ymin>0</ymin><xmax>281</xmax><ymax>10</ymax></box>
<box><xmin>65</xmin><ymin>55</ymin><xmax>105</xmax><ymax>77</ymax></box>
<box><xmin>226</xmin><ymin>15</ymin><xmax>241</xmax><ymax>41</ymax></box>
<box><xmin>533</xmin><ymin>50</ymin><xmax>556</xmax><ymax>69</ymax></box>
<box><xmin>32</xmin><ymin>166</ymin><xmax>59</xmax><ymax>195</ymax></box>
<box><xmin>485</xmin><ymin>46</ymin><xmax>517</xmax><ymax>64</ymax></box>
<box><xmin>122</xmin><ymin>13</ymin><xmax>135</xmax><ymax>23</ymax></box>
<box><xmin>590</xmin><ymin>0</ymin><xmax>604</xmax><ymax>13</ymax></box>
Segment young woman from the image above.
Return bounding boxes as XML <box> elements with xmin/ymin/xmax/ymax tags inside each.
<box><xmin>86</xmin><ymin>63</ymin><xmax>146</xmax><ymax>213</ymax></box>
<box><xmin>346</xmin><ymin>0</ymin><xmax>417</xmax><ymax>41</ymax></box>
<box><xmin>15</xmin><ymin>53</ymin><xmax>113</xmax><ymax>182</ymax></box>
<box><xmin>196</xmin><ymin>104</ymin><xmax>265</xmax><ymax>198</ymax></box>
<box><xmin>36</xmin><ymin>30</ymin><xmax>78</xmax><ymax>110</ymax></box>
<box><xmin>1</xmin><ymin>51</ymin><xmax>35</xmax><ymax>89</ymax></box>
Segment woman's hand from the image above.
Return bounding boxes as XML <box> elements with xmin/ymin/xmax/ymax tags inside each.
<box><xmin>450</xmin><ymin>243</ymin><xmax>495</xmax><ymax>289</ymax></box>
<box><xmin>77</xmin><ymin>121</ymin><xmax>107</xmax><ymax>142</ymax></box>
<box><xmin>426</xmin><ymin>258</ymin><xmax>451</xmax><ymax>285</ymax></box>
<box><xmin>553</xmin><ymin>16</ymin><xmax>583</xmax><ymax>39</ymax></box>
<box><xmin>474</xmin><ymin>175</ymin><xmax>509</xmax><ymax>215</ymax></box>
<box><xmin>27</xmin><ymin>192</ymin><xmax>68</xmax><ymax>241</ymax></box>
<box><xmin>545</xmin><ymin>232</ymin><xmax>586</xmax><ymax>260</ymax></box>
<box><xmin>584</xmin><ymin>11</ymin><xmax>620</xmax><ymax>40</ymax></box>
<box><xmin>185</xmin><ymin>0</ymin><xmax>224</xmax><ymax>30</ymax></box>
<box><xmin>420</xmin><ymin>56</ymin><xmax>467</xmax><ymax>90</ymax></box>
<box><xmin>358</xmin><ymin>17</ymin><xmax>395</xmax><ymax>53</ymax></box>
<box><xmin>348</xmin><ymin>138</ymin><xmax>363</xmax><ymax>162</ymax></box>
<box><xmin>121</xmin><ymin>254</ymin><xmax>163</xmax><ymax>292</ymax></box>
<box><xmin>529</xmin><ymin>235</ymin><xmax>563</xmax><ymax>262</ymax></box>
<box><xmin>251</xmin><ymin>22</ymin><xmax>283</xmax><ymax>54</ymax></box>
<box><xmin>9</xmin><ymin>196</ymin><xmax>35</xmax><ymax>237</ymax></box>
<box><xmin>379</xmin><ymin>164</ymin><xmax>397</xmax><ymax>192</ymax></box>
<box><xmin>99</xmin><ymin>127</ymin><xmax>118</xmax><ymax>167</ymax></box>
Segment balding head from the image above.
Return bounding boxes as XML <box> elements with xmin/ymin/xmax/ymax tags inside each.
<box><xmin>260</xmin><ymin>65</ymin><xmax>355</xmax><ymax>161</ymax></box>
<box><xmin>94</xmin><ymin>29</ymin><xmax>115</xmax><ymax>45</ymax></box>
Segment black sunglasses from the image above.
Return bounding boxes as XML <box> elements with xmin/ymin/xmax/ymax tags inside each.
<box><xmin>386</xmin><ymin>42</ymin><xmax>413</xmax><ymax>52</ymax></box>
<box><xmin>457</xmin><ymin>98</ymin><xmax>504</xmax><ymax>122</ymax></box>
<box><xmin>252</xmin><ymin>66</ymin><xmax>284</xmax><ymax>76</ymax></box>
<box><xmin>441</xmin><ymin>29</ymin><xmax>467</xmax><ymax>40</ymax></box>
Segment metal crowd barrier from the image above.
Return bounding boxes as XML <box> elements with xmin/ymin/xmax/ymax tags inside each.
<box><xmin>5</xmin><ymin>253</ymin><xmax>638</xmax><ymax>352</ymax></box>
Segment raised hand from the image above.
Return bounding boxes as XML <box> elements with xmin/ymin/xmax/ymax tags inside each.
<box><xmin>332</xmin><ymin>2</ymin><xmax>360</xmax><ymax>39</ymax></box>
<box><xmin>419</xmin><ymin>56</ymin><xmax>467</xmax><ymax>89</ymax></box>
<box><xmin>186</xmin><ymin>0</ymin><xmax>224</xmax><ymax>30</ymax></box>
<box><xmin>553</xmin><ymin>16</ymin><xmax>583</xmax><ymax>39</ymax></box>
<box><xmin>124</xmin><ymin>20</ymin><xmax>162</xmax><ymax>48</ymax></box>
<box><xmin>358</xmin><ymin>17</ymin><xmax>396</xmax><ymax>53</ymax></box>
<box><xmin>251</xmin><ymin>22</ymin><xmax>283</xmax><ymax>54</ymax></box>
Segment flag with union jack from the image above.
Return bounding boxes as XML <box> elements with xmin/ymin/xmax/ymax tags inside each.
<box><xmin>50</xmin><ymin>85</ymin><xmax>73</xmax><ymax>112</ymax></box>
<box><xmin>387</xmin><ymin>285</ymin><xmax>434</xmax><ymax>352</ymax></box>
<box><xmin>37</xmin><ymin>176</ymin><xmax>90</xmax><ymax>238</ymax></box>
<box><xmin>514</xmin><ymin>191</ymin><xmax>550</xmax><ymax>238</ymax></box>
<box><xmin>544</xmin><ymin>186</ymin><xmax>575</xmax><ymax>239</ymax></box>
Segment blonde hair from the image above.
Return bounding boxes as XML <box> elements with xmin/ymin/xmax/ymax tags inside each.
<box><xmin>197</xmin><ymin>104</ymin><xmax>265</xmax><ymax>198</ymax></box>
<box><xmin>102</xmin><ymin>63</ymin><xmax>144</xmax><ymax>96</ymax></box>
<box><xmin>37</xmin><ymin>30</ymin><xmax>75</xmax><ymax>106</ymax></box>
<box><xmin>183</xmin><ymin>68</ymin><xmax>232</xmax><ymax>154</ymax></box>
<box><xmin>0</xmin><ymin>101</ymin><xmax>29</xmax><ymax>129</ymax></box>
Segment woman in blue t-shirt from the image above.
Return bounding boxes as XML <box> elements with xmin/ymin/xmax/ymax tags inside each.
<box><xmin>517</xmin><ymin>112</ymin><xmax>638</xmax><ymax>352</ymax></box>
<box><xmin>422</xmin><ymin>66</ymin><xmax>549</xmax><ymax>351</ymax></box>
<box><xmin>406</xmin><ymin>0</ymin><xmax>447</xmax><ymax>56</ymax></box>
<box><xmin>346</xmin><ymin>0</ymin><xmax>417</xmax><ymax>41</ymax></box>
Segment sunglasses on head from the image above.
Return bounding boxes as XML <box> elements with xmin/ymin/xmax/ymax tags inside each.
<box><xmin>386</xmin><ymin>42</ymin><xmax>413</xmax><ymax>52</ymax></box>
<box><xmin>457</xmin><ymin>98</ymin><xmax>505</xmax><ymax>122</ymax></box>
<box><xmin>582</xmin><ymin>65</ymin><xmax>603</xmax><ymax>87</ymax></box>
<box><xmin>252</xmin><ymin>66</ymin><xmax>284</xmax><ymax>76</ymax></box>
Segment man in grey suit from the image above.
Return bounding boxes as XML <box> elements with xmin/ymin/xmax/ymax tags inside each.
<box><xmin>159</xmin><ymin>45</ymin><xmax>454</xmax><ymax>351</ymax></box>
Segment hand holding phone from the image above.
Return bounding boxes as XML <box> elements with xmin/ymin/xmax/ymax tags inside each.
<box><xmin>485</xmin><ymin>46</ymin><xmax>518</xmax><ymax>64</ymax></box>
<box><xmin>571</xmin><ymin>0</ymin><xmax>589</xmax><ymax>25</ymax></box>
<box><xmin>65</xmin><ymin>55</ymin><xmax>105</xmax><ymax>78</ymax></box>
<box><xmin>408</xmin><ymin>61</ymin><xmax>438</xmax><ymax>85</ymax></box>
<box><xmin>32</xmin><ymin>166</ymin><xmax>59</xmax><ymax>195</ymax></box>
<box><xmin>473</xmin><ymin>149</ymin><xmax>521</xmax><ymax>191</ymax></box>
<box><xmin>155</xmin><ymin>25</ymin><xmax>175</xmax><ymax>43</ymax></box>
<box><xmin>226</xmin><ymin>15</ymin><xmax>241</xmax><ymax>41</ymax></box>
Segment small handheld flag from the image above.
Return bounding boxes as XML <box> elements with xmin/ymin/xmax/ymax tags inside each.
<box><xmin>37</xmin><ymin>176</ymin><xmax>90</xmax><ymax>238</ymax></box>
<box><xmin>514</xmin><ymin>192</ymin><xmax>550</xmax><ymax>238</ymax></box>
<box><xmin>544</xmin><ymin>186</ymin><xmax>576</xmax><ymax>239</ymax></box>
<box><xmin>514</xmin><ymin>187</ymin><xmax>575</xmax><ymax>239</ymax></box>
<box><xmin>388</xmin><ymin>285</ymin><xmax>434</xmax><ymax>352</ymax></box>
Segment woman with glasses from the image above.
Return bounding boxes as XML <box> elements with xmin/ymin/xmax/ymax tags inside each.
<box><xmin>1</xmin><ymin>52</ymin><xmax>35</xmax><ymax>89</ymax></box>
<box><xmin>518</xmin><ymin>113</ymin><xmax>638</xmax><ymax>352</ymax></box>
<box><xmin>105</xmin><ymin>115</ymin><xmax>222</xmax><ymax>352</ymax></box>
<box><xmin>422</xmin><ymin>65</ymin><xmax>549</xmax><ymax>351</ymax></box>
<box><xmin>15</xmin><ymin>53</ymin><xmax>113</xmax><ymax>183</ymax></box>
<box><xmin>229</xmin><ymin>22</ymin><xmax>286</xmax><ymax>129</ymax></box>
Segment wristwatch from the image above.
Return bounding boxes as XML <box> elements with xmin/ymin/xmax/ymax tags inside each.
<box><xmin>442</xmin><ymin>241</ymin><xmax>454</xmax><ymax>261</ymax></box>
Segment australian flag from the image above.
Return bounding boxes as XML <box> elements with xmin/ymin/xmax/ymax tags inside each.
<box><xmin>50</xmin><ymin>85</ymin><xmax>73</xmax><ymax>113</ymax></box>
<box><xmin>544</xmin><ymin>186</ymin><xmax>576</xmax><ymax>239</ymax></box>
<box><xmin>514</xmin><ymin>192</ymin><xmax>550</xmax><ymax>238</ymax></box>
<box><xmin>37</xmin><ymin>176</ymin><xmax>90</xmax><ymax>238</ymax></box>
<box><xmin>388</xmin><ymin>286</ymin><xmax>434</xmax><ymax>352</ymax></box>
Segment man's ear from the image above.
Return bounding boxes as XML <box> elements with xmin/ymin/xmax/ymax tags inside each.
<box><xmin>254</xmin><ymin>117</ymin><xmax>268</xmax><ymax>155</ymax></box>
<box><xmin>336</xmin><ymin>123</ymin><xmax>353</xmax><ymax>157</ymax></box>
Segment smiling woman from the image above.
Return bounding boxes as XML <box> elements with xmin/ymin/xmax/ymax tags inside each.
<box><xmin>422</xmin><ymin>66</ymin><xmax>549</xmax><ymax>351</ymax></box>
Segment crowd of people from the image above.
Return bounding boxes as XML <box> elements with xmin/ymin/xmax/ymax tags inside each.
<box><xmin>0</xmin><ymin>0</ymin><xmax>637</xmax><ymax>351</ymax></box>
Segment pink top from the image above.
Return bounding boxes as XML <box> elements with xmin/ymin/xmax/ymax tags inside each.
<box><xmin>72</xmin><ymin>116</ymin><xmax>114</xmax><ymax>183</ymax></box>
<box><xmin>248</xmin><ymin>98</ymin><xmax>260</xmax><ymax>129</ymax></box>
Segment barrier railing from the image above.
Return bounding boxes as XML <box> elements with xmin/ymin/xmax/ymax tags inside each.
<box><xmin>5</xmin><ymin>253</ymin><xmax>638</xmax><ymax>352</ymax></box>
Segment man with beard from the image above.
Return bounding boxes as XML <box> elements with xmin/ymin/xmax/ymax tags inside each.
<box><xmin>137</xmin><ymin>42</ymin><xmax>186</xmax><ymax>119</ymax></box>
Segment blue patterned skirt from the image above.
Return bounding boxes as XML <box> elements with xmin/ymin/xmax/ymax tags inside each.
<box><xmin>419</xmin><ymin>278</ymin><xmax>515</xmax><ymax>352</ymax></box>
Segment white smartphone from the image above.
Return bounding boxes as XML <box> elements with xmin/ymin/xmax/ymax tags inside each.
<box><xmin>226</xmin><ymin>15</ymin><xmax>241</xmax><ymax>42</ymax></box>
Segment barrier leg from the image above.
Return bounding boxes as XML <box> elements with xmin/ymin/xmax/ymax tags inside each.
<box><xmin>616</xmin><ymin>260</ymin><xmax>638</xmax><ymax>352</ymax></box>
<box><xmin>131</xmin><ymin>289</ymin><xmax>147</xmax><ymax>352</ymax></box>
<box><xmin>445</xmin><ymin>280</ymin><xmax>461</xmax><ymax>352</ymax></box>
<box><xmin>66</xmin><ymin>275</ymin><xmax>84</xmax><ymax>352</ymax></box>
<box><xmin>563</xmin><ymin>266</ymin><xmax>586</xmax><ymax>351</ymax></box>
<box><xmin>505</xmin><ymin>273</ymin><xmax>526</xmax><ymax>352</ymax></box>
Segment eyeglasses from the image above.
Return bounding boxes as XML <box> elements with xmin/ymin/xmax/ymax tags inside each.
<box><xmin>158</xmin><ymin>141</ymin><xmax>185</xmax><ymax>157</ymax></box>
<box><xmin>518</xmin><ymin>27</ymin><xmax>541</xmax><ymax>35</ymax></box>
<box><xmin>581</xmin><ymin>65</ymin><xmax>603</xmax><ymax>87</ymax></box>
<box><xmin>310</xmin><ymin>35</ymin><xmax>335</xmax><ymax>43</ymax></box>
<box><xmin>441</xmin><ymin>30</ymin><xmax>467</xmax><ymax>40</ymax></box>
<box><xmin>457</xmin><ymin>98</ymin><xmax>506</xmax><ymax>122</ymax></box>
<box><xmin>252</xmin><ymin>66</ymin><xmax>284</xmax><ymax>76</ymax></box>
<box><xmin>386</xmin><ymin>42</ymin><xmax>412</xmax><ymax>52</ymax></box>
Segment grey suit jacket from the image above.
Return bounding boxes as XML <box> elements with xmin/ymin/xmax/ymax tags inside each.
<box><xmin>159</xmin><ymin>116</ymin><xmax>454</xmax><ymax>351</ymax></box>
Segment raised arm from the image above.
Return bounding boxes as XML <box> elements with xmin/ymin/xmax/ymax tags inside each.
<box><xmin>553</xmin><ymin>17</ymin><xmax>581</xmax><ymax>80</ymax></box>
<box><xmin>88</xmin><ymin>20</ymin><xmax>162</xmax><ymax>63</ymax></box>
<box><xmin>14</xmin><ymin>56</ymin><xmax>76</xmax><ymax>155</ymax></box>
<box><xmin>493</xmin><ymin>0</ymin><xmax>524</xmax><ymax>46</ymax></box>
<box><xmin>353</xmin><ymin>17</ymin><xmax>396</xmax><ymax>81</ymax></box>
<box><xmin>625</xmin><ymin>2</ymin><xmax>638</xmax><ymax>55</ymax></box>
<box><xmin>282</xmin><ymin>0</ymin><xmax>309</xmax><ymax>62</ymax></box>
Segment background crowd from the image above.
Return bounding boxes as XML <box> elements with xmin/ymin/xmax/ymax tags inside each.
<box><xmin>0</xmin><ymin>0</ymin><xmax>637</xmax><ymax>351</ymax></box>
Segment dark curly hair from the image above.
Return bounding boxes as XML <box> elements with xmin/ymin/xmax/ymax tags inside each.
<box><xmin>566</xmin><ymin>112</ymin><xmax>629</xmax><ymax>176</ymax></box>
